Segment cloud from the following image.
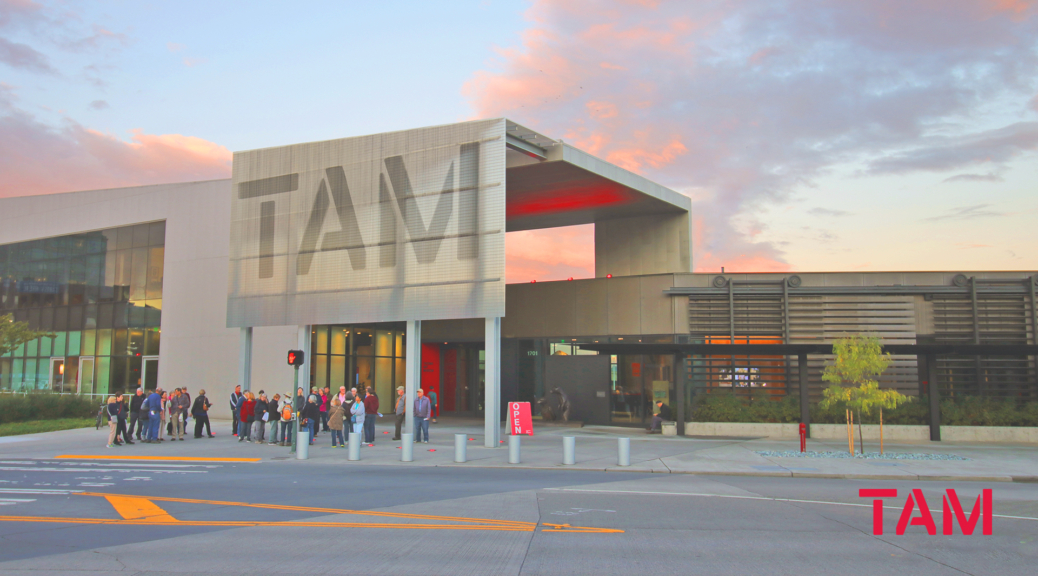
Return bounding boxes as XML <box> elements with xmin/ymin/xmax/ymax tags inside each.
<box><xmin>922</xmin><ymin>204</ymin><xmax>1006</xmax><ymax>222</ymax></box>
<box><xmin>0</xmin><ymin>37</ymin><xmax>55</xmax><ymax>73</ymax></box>
<box><xmin>59</xmin><ymin>25</ymin><xmax>130</xmax><ymax>52</ymax></box>
<box><xmin>183</xmin><ymin>57</ymin><xmax>208</xmax><ymax>68</ymax></box>
<box><xmin>943</xmin><ymin>172</ymin><xmax>1005</xmax><ymax>183</ymax></box>
<box><xmin>506</xmin><ymin>225</ymin><xmax>595</xmax><ymax>282</ymax></box>
<box><xmin>167</xmin><ymin>42</ymin><xmax>185</xmax><ymax>53</ymax></box>
<box><xmin>807</xmin><ymin>207</ymin><xmax>851</xmax><ymax>217</ymax></box>
<box><xmin>0</xmin><ymin>93</ymin><xmax>231</xmax><ymax>197</ymax></box>
<box><xmin>88</xmin><ymin>99</ymin><xmax>108</xmax><ymax>110</ymax></box>
<box><xmin>464</xmin><ymin>0</ymin><xmax>1038</xmax><ymax>276</ymax></box>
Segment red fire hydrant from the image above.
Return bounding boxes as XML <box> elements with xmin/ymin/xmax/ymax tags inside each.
<box><xmin>799</xmin><ymin>422</ymin><xmax>807</xmax><ymax>453</ymax></box>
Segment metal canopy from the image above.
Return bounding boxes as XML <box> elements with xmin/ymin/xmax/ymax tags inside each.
<box><xmin>578</xmin><ymin>343</ymin><xmax>1038</xmax><ymax>356</ymax></box>
<box><xmin>504</xmin><ymin>119</ymin><xmax>690</xmax><ymax>232</ymax></box>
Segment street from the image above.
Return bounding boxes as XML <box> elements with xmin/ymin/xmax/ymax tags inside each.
<box><xmin>1</xmin><ymin>433</ymin><xmax>1037</xmax><ymax>575</ymax></box>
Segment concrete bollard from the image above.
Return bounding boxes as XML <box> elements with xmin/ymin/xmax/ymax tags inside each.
<box><xmin>348</xmin><ymin>432</ymin><xmax>360</xmax><ymax>461</ymax></box>
<box><xmin>618</xmin><ymin>437</ymin><xmax>630</xmax><ymax>467</ymax></box>
<box><xmin>454</xmin><ymin>433</ymin><xmax>467</xmax><ymax>463</ymax></box>
<box><xmin>508</xmin><ymin>435</ymin><xmax>521</xmax><ymax>464</ymax></box>
<box><xmin>563</xmin><ymin>436</ymin><xmax>576</xmax><ymax>465</ymax></box>
<box><xmin>296</xmin><ymin>429</ymin><xmax>310</xmax><ymax>460</ymax></box>
<box><xmin>401</xmin><ymin>433</ymin><xmax>414</xmax><ymax>462</ymax></box>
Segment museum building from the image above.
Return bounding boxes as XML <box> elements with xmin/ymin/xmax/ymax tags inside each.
<box><xmin>1</xmin><ymin>119</ymin><xmax>1035</xmax><ymax>442</ymax></box>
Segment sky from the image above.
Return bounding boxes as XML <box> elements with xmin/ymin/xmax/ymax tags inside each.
<box><xmin>1</xmin><ymin>0</ymin><xmax>1036</xmax><ymax>282</ymax></box>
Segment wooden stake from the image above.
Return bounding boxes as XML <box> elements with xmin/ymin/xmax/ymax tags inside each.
<box><xmin>846</xmin><ymin>409</ymin><xmax>853</xmax><ymax>455</ymax></box>
<box><xmin>880</xmin><ymin>408</ymin><xmax>884</xmax><ymax>455</ymax></box>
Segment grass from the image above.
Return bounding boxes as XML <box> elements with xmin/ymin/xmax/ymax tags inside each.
<box><xmin>0</xmin><ymin>417</ymin><xmax>96</xmax><ymax>437</ymax></box>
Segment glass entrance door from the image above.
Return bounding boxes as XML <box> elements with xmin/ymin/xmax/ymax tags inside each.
<box><xmin>49</xmin><ymin>358</ymin><xmax>65</xmax><ymax>393</ymax></box>
<box><xmin>78</xmin><ymin>357</ymin><xmax>95</xmax><ymax>395</ymax></box>
<box><xmin>143</xmin><ymin>356</ymin><xmax>159</xmax><ymax>391</ymax></box>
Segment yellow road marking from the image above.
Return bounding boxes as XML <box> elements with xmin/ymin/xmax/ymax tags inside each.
<box><xmin>103</xmin><ymin>495</ymin><xmax>178</xmax><ymax>523</ymax></box>
<box><xmin>55</xmin><ymin>455</ymin><xmax>261</xmax><ymax>462</ymax></box>
<box><xmin>0</xmin><ymin>492</ymin><xmax>624</xmax><ymax>534</ymax></box>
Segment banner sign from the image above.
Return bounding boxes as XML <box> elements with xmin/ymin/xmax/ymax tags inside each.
<box><xmin>509</xmin><ymin>402</ymin><xmax>533</xmax><ymax>436</ymax></box>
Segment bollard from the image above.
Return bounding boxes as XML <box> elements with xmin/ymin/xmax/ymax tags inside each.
<box><xmin>401</xmin><ymin>433</ymin><xmax>414</xmax><ymax>462</ymax></box>
<box><xmin>348</xmin><ymin>431</ymin><xmax>360</xmax><ymax>461</ymax></box>
<box><xmin>618</xmin><ymin>437</ymin><xmax>630</xmax><ymax>467</ymax></box>
<box><xmin>563</xmin><ymin>436</ymin><xmax>576</xmax><ymax>465</ymax></box>
<box><xmin>799</xmin><ymin>422</ymin><xmax>807</xmax><ymax>453</ymax></box>
<box><xmin>454</xmin><ymin>433</ymin><xmax>467</xmax><ymax>463</ymax></box>
<box><xmin>508</xmin><ymin>435</ymin><xmax>521</xmax><ymax>464</ymax></box>
<box><xmin>296</xmin><ymin>429</ymin><xmax>310</xmax><ymax>460</ymax></box>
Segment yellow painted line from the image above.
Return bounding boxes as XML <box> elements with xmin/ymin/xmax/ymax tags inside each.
<box><xmin>55</xmin><ymin>455</ymin><xmax>261</xmax><ymax>463</ymax></box>
<box><xmin>77</xmin><ymin>492</ymin><xmax>535</xmax><ymax>528</ymax></box>
<box><xmin>103</xmin><ymin>495</ymin><xmax>178</xmax><ymax>523</ymax></box>
<box><xmin>0</xmin><ymin>516</ymin><xmax>537</xmax><ymax>531</ymax></box>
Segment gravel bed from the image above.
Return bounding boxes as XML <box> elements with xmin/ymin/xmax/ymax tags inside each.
<box><xmin>756</xmin><ymin>450</ymin><xmax>969</xmax><ymax>461</ymax></box>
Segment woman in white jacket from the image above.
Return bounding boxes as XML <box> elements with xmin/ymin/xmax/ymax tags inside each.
<box><xmin>349</xmin><ymin>393</ymin><xmax>365</xmax><ymax>437</ymax></box>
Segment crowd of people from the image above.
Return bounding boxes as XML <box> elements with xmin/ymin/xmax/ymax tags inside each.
<box><xmin>104</xmin><ymin>386</ymin><xmax>214</xmax><ymax>447</ymax></box>
<box><xmin>104</xmin><ymin>383</ymin><xmax>440</xmax><ymax>449</ymax></box>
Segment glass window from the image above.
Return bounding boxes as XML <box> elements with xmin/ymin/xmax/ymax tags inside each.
<box><xmin>40</xmin><ymin>307</ymin><xmax>54</xmax><ymax>331</ymax></box>
<box><xmin>128</xmin><ymin>356</ymin><xmax>142</xmax><ymax>391</ymax></box>
<box><xmin>98</xmin><ymin>303</ymin><xmax>113</xmax><ymax>328</ymax></box>
<box><xmin>12</xmin><ymin>359</ymin><xmax>23</xmax><ymax>390</ymax></box>
<box><xmin>375</xmin><ymin>330</ymin><xmax>392</xmax><ymax>357</ymax></box>
<box><xmin>24</xmin><ymin>359</ymin><xmax>37</xmax><ymax>389</ymax></box>
<box><xmin>114</xmin><ymin>250</ymin><xmax>131</xmax><ymax>301</ymax></box>
<box><xmin>52</xmin><ymin>332</ymin><xmax>65</xmax><ymax>356</ymax></box>
<box><xmin>130</xmin><ymin>247</ymin><xmax>148</xmax><ymax>301</ymax></box>
<box><xmin>313</xmin><ymin>355</ymin><xmax>328</xmax><ymax>389</ymax></box>
<box><xmin>83</xmin><ymin>329</ymin><xmax>98</xmax><ymax>356</ymax></box>
<box><xmin>315</xmin><ymin>327</ymin><xmax>329</xmax><ymax>356</ymax></box>
<box><xmin>96</xmin><ymin>329</ymin><xmax>111</xmax><ymax>356</ymax></box>
<box><xmin>355</xmin><ymin>356</ymin><xmax>373</xmax><ymax>391</ymax></box>
<box><xmin>95</xmin><ymin>357</ymin><xmax>110</xmax><ymax>395</ymax></box>
<box><xmin>84</xmin><ymin>304</ymin><xmax>97</xmax><ymax>330</ymax></box>
<box><xmin>132</xmin><ymin>224</ymin><xmax>150</xmax><ymax>248</ymax></box>
<box><xmin>353</xmin><ymin>329</ymin><xmax>373</xmax><ymax>356</ymax></box>
<box><xmin>26</xmin><ymin>337</ymin><xmax>37</xmax><ymax>357</ymax></box>
<box><xmin>146</xmin><ymin>247</ymin><xmax>163</xmax><ymax>300</ymax></box>
<box><xmin>395</xmin><ymin>332</ymin><xmax>404</xmax><ymax>358</ymax></box>
<box><xmin>112</xmin><ymin>329</ymin><xmax>128</xmax><ymax>356</ymax></box>
<box><xmin>53</xmin><ymin>306</ymin><xmax>67</xmax><ymax>331</ymax></box>
<box><xmin>145</xmin><ymin>328</ymin><xmax>160</xmax><ymax>356</ymax></box>
<box><xmin>116</xmin><ymin>227</ymin><xmax>133</xmax><ymax>250</ymax></box>
<box><xmin>144</xmin><ymin>300</ymin><xmax>161</xmax><ymax>327</ymax></box>
<box><xmin>330</xmin><ymin>355</ymin><xmax>346</xmax><ymax>389</ymax></box>
<box><xmin>0</xmin><ymin>358</ymin><xmax>10</xmax><ymax>390</ymax></box>
<box><xmin>330</xmin><ymin>327</ymin><xmax>347</xmax><ymax>355</ymax></box>
<box><xmin>375</xmin><ymin>357</ymin><xmax>392</xmax><ymax>400</ymax></box>
<box><xmin>68</xmin><ymin>305</ymin><xmax>83</xmax><ymax>330</ymax></box>
<box><xmin>128</xmin><ymin>329</ymin><xmax>144</xmax><ymax>357</ymax></box>
<box><xmin>395</xmin><ymin>358</ymin><xmax>405</xmax><ymax>389</ymax></box>
<box><xmin>109</xmin><ymin>357</ymin><xmax>127</xmax><ymax>396</ymax></box>
<box><xmin>40</xmin><ymin>335</ymin><xmax>52</xmax><ymax>357</ymax></box>
<box><xmin>149</xmin><ymin>221</ymin><xmax>166</xmax><ymax>246</ymax></box>
<box><xmin>68</xmin><ymin>331</ymin><xmax>81</xmax><ymax>356</ymax></box>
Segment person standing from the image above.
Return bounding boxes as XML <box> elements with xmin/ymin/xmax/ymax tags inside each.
<box><xmin>105</xmin><ymin>396</ymin><xmax>120</xmax><ymax>448</ymax></box>
<box><xmin>328</xmin><ymin>397</ymin><xmax>345</xmax><ymax>447</ymax></box>
<box><xmin>254</xmin><ymin>392</ymin><xmax>269</xmax><ymax>444</ymax></box>
<box><xmin>180</xmin><ymin>388</ymin><xmax>191</xmax><ymax>433</ymax></box>
<box><xmin>191</xmin><ymin>389</ymin><xmax>213</xmax><ymax>438</ymax></box>
<box><xmin>319</xmin><ymin>388</ymin><xmax>330</xmax><ymax>433</ymax></box>
<box><xmin>363</xmin><ymin>387</ymin><xmax>379</xmax><ymax>444</ymax></box>
<box><xmin>115</xmin><ymin>392</ymin><xmax>133</xmax><ymax>445</ymax></box>
<box><xmin>129</xmin><ymin>388</ymin><xmax>145</xmax><ymax>440</ymax></box>
<box><xmin>171</xmin><ymin>388</ymin><xmax>191</xmax><ymax>440</ymax></box>
<box><xmin>429</xmin><ymin>389</ymin><xmax>438</xmax><ymax>423</ymax></box>
<box><xmin>414</xmin><ymin>388</ymin><xmax>431</xmax><ymax>443</ymax></box>
<box><xmin>392</xmin><ymin>386</ymin><xmax>405</xmax><ymax>441</ymax></box>
<box><xmin>229</xmin><ymin>385</ymin><xmax>243</xmax><ymax>437</ymax></box>
<box><xmin>158</xmin><ymin>391</ymin><xmax>168</xmax><ymax>441</ymax></box>
<box><xmin>278</xmin><ymin>393</ymin><xmax>294</xmax><ymax>446</ymax></box>
<box><xmin>301</xmin><ymin>395</ymin><xmax>320</xmax><ymax>446</ymax></box>
<box><xmin>143</xmin><ymin>388</ymin><xmax>162</xmax><ymax>443</ymax></box>
<box><xmin>266</xmin><ymin>393</ymin><xmax>280</xmax><ymax>445</ymax></box>
<box><xmin>238</xmin><ymin>392</ymin><xmax>255</xmax><ymax>442</ymax></box>
<box><xmin>349</xmin><ymin>392</ymin><xmax>365</xmax><ymax>438</ymax></box>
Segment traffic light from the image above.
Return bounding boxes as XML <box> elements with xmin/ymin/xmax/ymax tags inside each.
<box><xmin>287</xmin><ymin>349</ymin><xmax>305</xmax><ymax>367</ymax></box>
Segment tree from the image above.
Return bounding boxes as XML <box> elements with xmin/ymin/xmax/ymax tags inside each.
<box><xmin>819</xmin><ymin>335</ymin><xmax>910</xmax><ymax>454</ymax></box>
<box><xmin>1</xmin><ymin>314</ymin><xmax>54</xmax><ymax>389</ymax></box>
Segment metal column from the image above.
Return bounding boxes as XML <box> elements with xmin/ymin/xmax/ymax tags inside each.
<box><xmin>674</xmin><ymin>353</ymin><xmax>686</xmax><ymax>436</ymax></box>
<box><xmin>405</xmin><ymin>320</ymin><xmax>421</xmax><ymax>437</ymax></box>
<box><xmin>485</xmin><ymin>317</ymin><xmax>501</xmax><ymax>448</ymax></box>
<box><xmin>296</xmin><ymin>325</ymin><xmax>311</xmax><ymax>393</ymax></box>
<box><xmin>238</xmin><ymin>327</ymin><xmax>252</xmax><ymax>392</ymax></box>
<box><xmin>798</xmin><ymin>352</ymin><xmax>810</xmax><ymax>438</ymax></box>
<box><xmin>926</xmin><ymin>354</ymin><xmax>941</xmax><ymax>441</ymax></box>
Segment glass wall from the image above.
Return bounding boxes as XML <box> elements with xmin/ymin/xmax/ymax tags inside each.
<box><xmin>310</xmin><ymin>324</ymin><xmax>406</xmax><ymax>402</ymax></box>
<box><xmin>0</xmin><ymin>222</ymin><xmax>165</xmax><ymax>395</ymax></box>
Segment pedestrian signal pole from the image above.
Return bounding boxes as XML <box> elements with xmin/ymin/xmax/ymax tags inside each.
<box><xmin>287</xmin><ymin>350</ymin><xmax>305</xmax><ymax>454</ymax></box>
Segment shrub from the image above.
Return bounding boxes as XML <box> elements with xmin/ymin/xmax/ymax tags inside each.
<box><xmin>0</xmin><ymin>391</ymin><xmax>97</xmax><ymax>424</ymax></box>
<box><xmin>689</xmin><ymin>391</ymin><xmax>1038</xmax><ymax>426</ymax></box>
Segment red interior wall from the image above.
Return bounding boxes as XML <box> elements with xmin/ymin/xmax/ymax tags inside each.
<box><xmin>420</xmin><ymin>344</ymin><xmax>441</xmax><ymax>407</ymax></box>
<box><xmin>442</xmin><ymin>348</ymin><xmax>457</xmax><ymax>411</ymax></box>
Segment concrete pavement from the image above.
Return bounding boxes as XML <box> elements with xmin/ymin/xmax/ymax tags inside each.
<box><xmin>4</xmin><ymin>418</ymin><xmax>1037</xmax><ymax>483</ymax></box>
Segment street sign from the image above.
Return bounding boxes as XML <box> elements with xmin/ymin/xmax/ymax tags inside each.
<box><xmin>509</xmin><ymin>402</ymin><xmax>533</xmax><ymax>436</ymax></box>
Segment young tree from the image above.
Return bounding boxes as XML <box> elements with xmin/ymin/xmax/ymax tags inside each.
<box><xmin>819</xmin><ymin>335</ymin><xmax>910</xmax><ymax>454</ymax></box>
<box><xmin>1</xmin><ymin>314</ymin><xmax>54</xmax><ymax>389</ymax></box>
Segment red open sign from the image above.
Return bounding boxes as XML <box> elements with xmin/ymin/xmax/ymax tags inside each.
<box><xmin>510</xmin><ymin>402</ymin><xmax>533</xmax><ymax>436</ymax></box>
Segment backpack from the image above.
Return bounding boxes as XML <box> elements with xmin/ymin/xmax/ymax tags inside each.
<box><xmin>281</xmin><ymin>405</ymin><xmax>293</xmax><ymax>421</ymax></box>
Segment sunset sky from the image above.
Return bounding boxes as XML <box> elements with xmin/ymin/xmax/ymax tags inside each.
<box><xmin>2</xmin><ymin>0</ymin><xmax>1036</xmax><ymax>281</ymax></box>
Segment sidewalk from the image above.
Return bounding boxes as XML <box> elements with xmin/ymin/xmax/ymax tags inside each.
<box><xmin>4</xmin><ymin>418</ymin><xmax>1037</xmax><ymax>483</ymax></box>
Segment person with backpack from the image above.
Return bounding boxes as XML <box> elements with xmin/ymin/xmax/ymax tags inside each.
<box><xmin>328</xmin><ymin>396</ymin><xmax>346</xmax><ymax>447</ymax></box>
<box><xmin>254</xmin><ymin>392</ymin><xmax>269</xmax><ymax>444</ymax></box>
<box><xmin>278</xmin><ymin>394</ymin><xmax>294</xmax><ymax>446</ymax></box>
<box><xmin>192</xmin><ymin>389</ymin><xmax>213</xmax><ymax>438</ymax></box>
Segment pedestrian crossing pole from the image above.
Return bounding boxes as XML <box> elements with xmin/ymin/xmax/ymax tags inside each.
<box><xmin>291</xmin><ymin>365</ymin><xmax>299</xmax><ymax>454</ymax></box>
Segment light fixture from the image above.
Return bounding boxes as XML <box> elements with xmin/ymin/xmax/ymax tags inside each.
<box><xmin>568</xmin><ymin>277</ymin><xmax>573</xmax><ymax>281</ymax></box>
<box><xmin>606</xmin><ymin>274</ymin><xmax>613</xmax><ymax>278</ymax></box>
<box><xmin>530</xmin><ymin>280</ymin><xmax>536</xmax><ymax>283</ymax></box>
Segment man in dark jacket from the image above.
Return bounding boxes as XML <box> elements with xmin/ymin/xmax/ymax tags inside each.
<box><xmin>191</xmin><ymin>390</ymin><xmax>213</xmax><ymax>438</ymax></box>
<box><xmin>254</xmin><ymin>392</ymin><xmax>269</xmax><ymax>443</ymax></box>
<box><xmin>229</xmin><ymin>385</ymin><xmax>243</xmax><ymax>437</ymax></box>
<box><xmin>143</xmin><ymin>388</ymin><xmax>163</xmax><ymax>443</ymax></box>
<box><xmin>363</xmin><ymin>388</ymin><xmax>379</xmax><ymax>444</ymax></box>
<box><xmin>300</xmin><ymin>395</ymin><xmax>320</xmax><ymax>445</ymax></box>
<box><xmin>649</xmin><ymin>400</ymin><xmax>673</xmax><ymax>433</ymax></box>
<box><xmin>169</xmin><ymin>388</ymin><xmax>190</xmax><ymax>441</ymax></box>
<box><xmin>128</xmin><ymin>388</ymin><xmax>145</xmax><ymax>440</ymax></box>
<box><xmin>114</xmin><ymin>393</ymin><xmax>132</xmax><ymax>445</ymax></box>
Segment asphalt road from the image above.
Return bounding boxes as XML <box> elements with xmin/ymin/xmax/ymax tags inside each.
<box><xmin>0</xmin><ymin>454</ymin><xmax>1036</xmax><ymax>575</ymax></box>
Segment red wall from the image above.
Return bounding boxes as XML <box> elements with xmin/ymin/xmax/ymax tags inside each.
<box><xmin>420</xmin><ymin>344</ymin><xmax>440</xmax><ymax>408</ymax></box>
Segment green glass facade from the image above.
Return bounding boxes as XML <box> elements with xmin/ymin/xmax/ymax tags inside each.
<box><xmin>0</xmin><ymin>221</ymin><xmax>165</xmax><ymax>395</ymax></box>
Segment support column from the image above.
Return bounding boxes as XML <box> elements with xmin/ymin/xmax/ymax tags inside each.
<box><xmin>404</xmin><ymin>320</ymin><xmax>421</xmax><ymax>436</ymax></box>
<box><xmin>297</xmin><ymin>326</ymin><xmax>311</xmax><ymax>393</ymax></box>
<box><xmin>674</xmin><ymin>353</ymin><xmax>686</xmax><ymax>436</ymax></box>
<box><xmin>926</xmin><ymin>354</ymin><xmax>941</xmax><ymax>441</ymax></box>
<box><xmin>484</xmin><ymin>317</ymin><xmax>501</xmax><ymax>448</ymax></box>
<box><xmin>238</xmin><ymin>327</ymin><xmax>252</xmax><ymax>392</ymax></box>
<box><xmin>798</xmin><ymin>353</ymin><xmax>810</xmax><ymax>438</ymax></box>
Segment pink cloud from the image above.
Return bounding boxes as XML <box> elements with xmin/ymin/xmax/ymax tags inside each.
<box><xmin>506</xmin><ymin>225</ymin><xmax>595</xmax><ymax>283</ymax></box>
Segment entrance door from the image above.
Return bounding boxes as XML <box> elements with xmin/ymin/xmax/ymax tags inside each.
<box><xmin>49</xmin><ymin>358</ymin><xmax>65</xmax><ymax>393</ymax></box>
<box><xmin>78</xmin><ymin>357</ymin><xmax>95</xmax><ymax>395</ymax></box>
<box><xmin>143</xmin><ymin>356</ymin><xmax>159</xmax><ymax>391</ymax></box>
